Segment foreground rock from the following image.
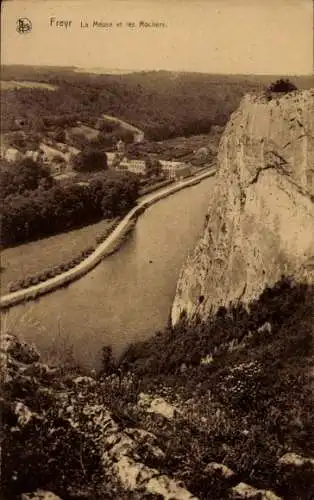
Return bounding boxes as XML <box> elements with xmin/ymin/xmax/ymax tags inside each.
<box><xmin>64</xmin><ymin>394</ymin><xmax>197</xmax><ymax>499</ymax></box>
<box><xmin>172</xmin><ymin>89</ymin><xmax>314</xmax><ymax>323</ymax></box>
<box><xmin>21</xmin><ymin>491</ymin><xmax>63</xmax><ymax>500</ymax></box>
<box><xmin>0</xmin><ymin>334</ymin><xmax>197</xmax><ymax>500</ymax></box>
<box><xmin>277</xmin><ymin>452</ymin><xmax>314</xmax><ymax>468</ymax></box>
<box><xmin>138</xmin><ymin>392</ymin><xmax>180</xmax><ymax>419</ymax></box>
<box><xmin>230</xmin><ymin>483</ymin><xmax>281</xmax><ymax>499</ymax></box>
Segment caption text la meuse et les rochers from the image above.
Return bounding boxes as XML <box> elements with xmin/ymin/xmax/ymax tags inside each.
<box><xmin>49</xmin><ymin>17</ymin><xmax>167</xmax><ymax>29</ymax></box>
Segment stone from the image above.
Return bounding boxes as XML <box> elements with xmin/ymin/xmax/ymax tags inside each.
<box><xmin>277</xmin><ymin>452</ymin><xmax>314</xmax><ymax>468</ymax></box>
<box><xmin>14</xmin><ymin>402</ymin><xmax>34</xmax><ymax>426</ymax></box>
<box><xmin>108</xmin><ymin>435</ymin><xmax>137</xmax><ymax>460</ymax></box>
<box><xmin>146</xmin><ymin>474</ymin><xmax>198</xmax><ymax>499</ymax></box>
<box><xmin>257</xmin><ymin>322</ymin><xmax>272</xmax><ymax>334</ymax></box>
<box><xmin>138</xmin><ymin>392</ymin><xmax>180</xmax><ymax>420</ymax></box>
<box><xmin>205</xmin><ymin>462</ymin><xmax>235</xmax><ymax>479</ymax></box>
<box><xmin>113</xmin><ymin>456</ymin><xmax>198</xmax><ymax>499</ymax></box>
<box><xmin>73</xmin><ymin>376</ymin><xmax>96</xmax><ymax>387</ymax></box>
<box><xmin>21</xmin><ymin>490</ymin><xmax>63</xmax><ymax>500</ymax></box>
<box><xmin>113</xmin><ymin>456</ymin><xmax>155</xmax><ymax>491</ymax></box>
<box><xmin>124</xmin><ymin>427</ymin><xmax>165</xmax><ymax>460</ymax></box>
<box><xmin>172</xmin><ymin>90</ymin><xmax>314</xmax><ymax>324</ymax></box>
<box><xmin>230</xmin><ymin>482</ymin><xmax>282</xmax><ymax>499</ymax></box>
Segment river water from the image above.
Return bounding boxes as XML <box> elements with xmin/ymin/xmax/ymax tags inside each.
<box><xmin>3</xmin><ymin>177</ymin><xmax>215</xmax><ymax>371</ymax></box>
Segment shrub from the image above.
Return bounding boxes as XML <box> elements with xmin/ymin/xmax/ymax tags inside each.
<box><xmin>41</xmin><ymin>270</ymin><xmax>50</xmax><ymax>281</ymax></box>
<box><xmin>21</xmin><ymin>279</ymin><xmax>30</xmax><ymax>288</ymax></box>
<box><xmin>48</xmin><ymin>268</ymin><xmax>57</xmax><ymax>278</ymax></box>
<box><xmin>82</xmin><ymin>246</ymin><xmax>94</xmax><ymax>257</ymax></box>
<box><xmin>72</xmin><ymin>148</ymin><xmax>108</xmax><ymax>173</ymax></box>
<box><xmin>267</xmin><ymin>78</ymin><xmax>298</xmax><ymax>94</ymax></box>
<box><xmin>8</xmin><ymin>283</ymin><xmax>19</xmax><ymax>293</ymax></box>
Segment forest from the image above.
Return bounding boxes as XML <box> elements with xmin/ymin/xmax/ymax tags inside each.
<box><xmin>0</xmin><ymin>162</ymin><xmax>139</xmax><ymax>247</ymax></box>
<box><xmin>2</xmin><ymin>66</ymin><xmax>311</xmax><ymax>141</ymax></box>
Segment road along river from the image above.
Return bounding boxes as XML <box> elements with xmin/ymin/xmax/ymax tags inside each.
<box><xmin>2</xmin><ymin>173</ymin><xmax>216</xmax><ymax>371</ymax></box>
<box><xmin>1</xmin><ymin>170</ymin><xmax>215</xmax><ymax>309</ymax></box>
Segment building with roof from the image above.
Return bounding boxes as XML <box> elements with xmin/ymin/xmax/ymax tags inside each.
<box><xmin>118</xmin><ymin>158</ymin><xmax>147</xmax><ymax>175</ymax></box>
<box><xmin>159</xmin><ymin>160</ymin><xmax>191</xmax><ymax>180</ymax></box>
<box><xmin>106</xmin><ymin>152</ymin><xmax>117</xmax><ymax>168</ymax></box>
<box><xmin>4</xmin><ymin>148</ymin><xmax>23</xmax><ymax>163</ymax></box>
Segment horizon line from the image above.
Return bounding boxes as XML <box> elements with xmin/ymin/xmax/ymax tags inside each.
<box><xmin>1</xmin><ymin>63</ymin><xmax>313</xmax><ymax>77</ymax></box>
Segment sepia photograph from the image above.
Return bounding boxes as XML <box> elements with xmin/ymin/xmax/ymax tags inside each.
<box><xmin>0</xmin><ymin>0</ymin><xmax>314</xmax><ymax>498</ymax></box>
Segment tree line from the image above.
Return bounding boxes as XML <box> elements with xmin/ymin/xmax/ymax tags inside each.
<box><xmin>1</xmin><ymin>163</ymin><xmax>139</xmax><ymax>247</ymax></box>
<box><xmin>1</xmin><ymin>71</ymin><xmax>266</xmax><ymax>142</ymax></box>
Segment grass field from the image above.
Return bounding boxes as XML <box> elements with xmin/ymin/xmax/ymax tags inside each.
<box><xmin>1</xmin><ymin>219</ymin><xmax>116</xmax><ymax>293</ymax></box>
<box><xmin>0</xmin><ymin>80</ymin><xmax>57</xmax><ymax>91</ymax></box>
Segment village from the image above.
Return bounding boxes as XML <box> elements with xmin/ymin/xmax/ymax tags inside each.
<box><xmin>106</xmin><ymin>138</ymin><xmax>193</xmax><ymax>181</ymax></box>
<box><xmin>0</xmin><ymin>126</ymin><xmax>214</xmax><ymax>183</ymax></box>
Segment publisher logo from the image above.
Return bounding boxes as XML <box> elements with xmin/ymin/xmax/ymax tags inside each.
<box><xmin>16</xmin><ymin>18</ymin><xmax>32</xmax><ymax>34</ymax></box>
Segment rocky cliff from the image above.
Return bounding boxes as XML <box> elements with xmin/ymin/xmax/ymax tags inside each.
<box><xmin>172</xmin><ymin>89</ymin><xmax>314</xmax><ymax>324</ymax></box>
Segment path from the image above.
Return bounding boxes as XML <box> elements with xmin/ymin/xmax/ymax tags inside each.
<box><xmin>0</xmin><ymin>168</ymin><xmax>216</xmax><ymax>309</ymax></box>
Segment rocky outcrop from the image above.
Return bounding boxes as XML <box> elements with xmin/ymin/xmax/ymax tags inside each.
<box><xmin>172</xmin><ymin>89</ymin><xmax>314</xmax><ymax>323</ymax></box>
<box><xmin>21</xmin><ymin>491</ymin><xmax>63</xmax><ymax>500</ymax></box>
<box><xmin>230</xmin><ymin>482</ymin><xmax>281</xmax><ymax>499</ymax></box>
<box><xmin>277</xmin><ymin>452</ymin><xmax>314</xmax><ymax>468</ymax></box>
<box><xmin>0</xmin><ymin>334</ymin><xmax>197</xmax><ymax>500</ymax></box>
<box><xmin>2</xmin><ymin>324</ymin><xmax>313</xmax><ymax>499</ymax></box>
<box><xmin>64</xmin><ymin>390</ymin><xmax>198</xmax><ymax>500</ymax></box>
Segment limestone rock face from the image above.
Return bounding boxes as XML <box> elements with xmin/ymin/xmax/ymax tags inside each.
<box><xmin>172</xmin><ymin>89</ymin><xmax>314</xmax><ymax>324</ymax></box>
<box><xmin>21</xmin><ymin>491</ymin><xmax>63</xmax><ymax>500</ymax></box>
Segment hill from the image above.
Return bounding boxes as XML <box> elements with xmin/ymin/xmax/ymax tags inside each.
<box><xmin>2</xmin><ymin>65</ymin><xmax>312</xmax><ymax>141</ymax></box>
<box><xmin>1</xmin><ymin>84</ymin><xmax>314</xmax><ymax>500</ymax></box>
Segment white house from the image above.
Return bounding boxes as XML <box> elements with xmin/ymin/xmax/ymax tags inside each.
<box><xmin>4</xmin><ymin>148</ymin><xmax>23</xmax><ymax>163</ymax></box>
<box><xmin>159</xmin><ymin>160</ymin><xmax>191</xmax><ymax>180</ymax></box>
<box><xmin>118</xmin><ymin>158</ymin><xmax>146</xmax><ymax>175</ymax></box>
<box><xmin>106</xmin><ymin>152</ymin><xmax>117</xmax><ymax>167</ymax></box>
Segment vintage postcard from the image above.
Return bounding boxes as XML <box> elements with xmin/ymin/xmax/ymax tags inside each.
<box><xmin>1</xmin><ymin>1</ymin><xmax>314</xmax><ymax>499</ymax></box>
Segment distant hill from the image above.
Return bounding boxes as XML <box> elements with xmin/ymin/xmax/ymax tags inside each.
<box><xmin>1</xmin><ymin>65</ymin><xmax>313</xmax><ymax>141</ymax></box>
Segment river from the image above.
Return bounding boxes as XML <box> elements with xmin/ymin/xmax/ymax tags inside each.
<box><xmin>3</xmin><ymin>176</ymin><xmax>215</xmax><ymax>371</ymax></box>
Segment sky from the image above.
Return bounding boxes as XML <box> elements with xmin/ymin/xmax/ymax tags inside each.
<box><xmin>1</xmin><ymin>0</ymin><xmax>313</xmax><ymax>75</ymax></box>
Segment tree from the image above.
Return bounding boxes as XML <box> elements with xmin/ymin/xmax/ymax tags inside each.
<box><xmin>0</xmin><ymin>158</ymin><xmax>54</xmax><ymax>199</ymax></box>
<box><xmin>145</xmin><ymin>156</ymin><xmax>162</xmax><ymax>177</ymax></box>
<box><xmin>72</xmin><ymin>149</ymin><xmax>108</xmax><ymax>172</ymax></box>
<box><xmin>267</xmin><ymin>78</ymin><xmax>298</xmax><ymax>94</ymax></box>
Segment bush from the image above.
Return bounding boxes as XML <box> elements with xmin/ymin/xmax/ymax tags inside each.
<box><xmin>2</xmin><ymin>171</ymin><xmax>139</xmax><ymax>247</ymax></box>
<box><xmin>267</xmin><ymin>78</ymin><xmax>298</xmax><ymax>94</ymax></box>
<box><xmin>72</xmin><ymin>148</ymin><xmax>108</xmax><ymax>172</ymax></box>
<box><xmin>21</xmin><ymin>278</ymin><xmax>31</xmax><ymax>289</ymax></box>
<box><xmin>8</xmin><ymin>283</ymin><xmax>19</xmax><ymax>293</ymax></box>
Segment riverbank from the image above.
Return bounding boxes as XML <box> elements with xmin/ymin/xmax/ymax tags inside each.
<box><xmin>0</xmin><ymin>177</ymin><xmax>175</xmax><ymax>294</ymax></box>
<box><xmin>1</xmin><ymin>219</ymin><xmax>120</xmax><ymax>293</ymax></box>
<box><xmin>2</xmin><ymin>278</ymin><xmax>313</xmax><ymax>500</ymax></box>
<box><xmin>0</xmin><ymin>168</ymin><xmax>216</xmax><ymax>310</ymax></box>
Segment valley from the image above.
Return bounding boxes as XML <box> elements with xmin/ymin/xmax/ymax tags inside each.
<box><xmin>0</xmin><ymin>66</ymin><xmax>313</xmax><ymax>500</ymax></box>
